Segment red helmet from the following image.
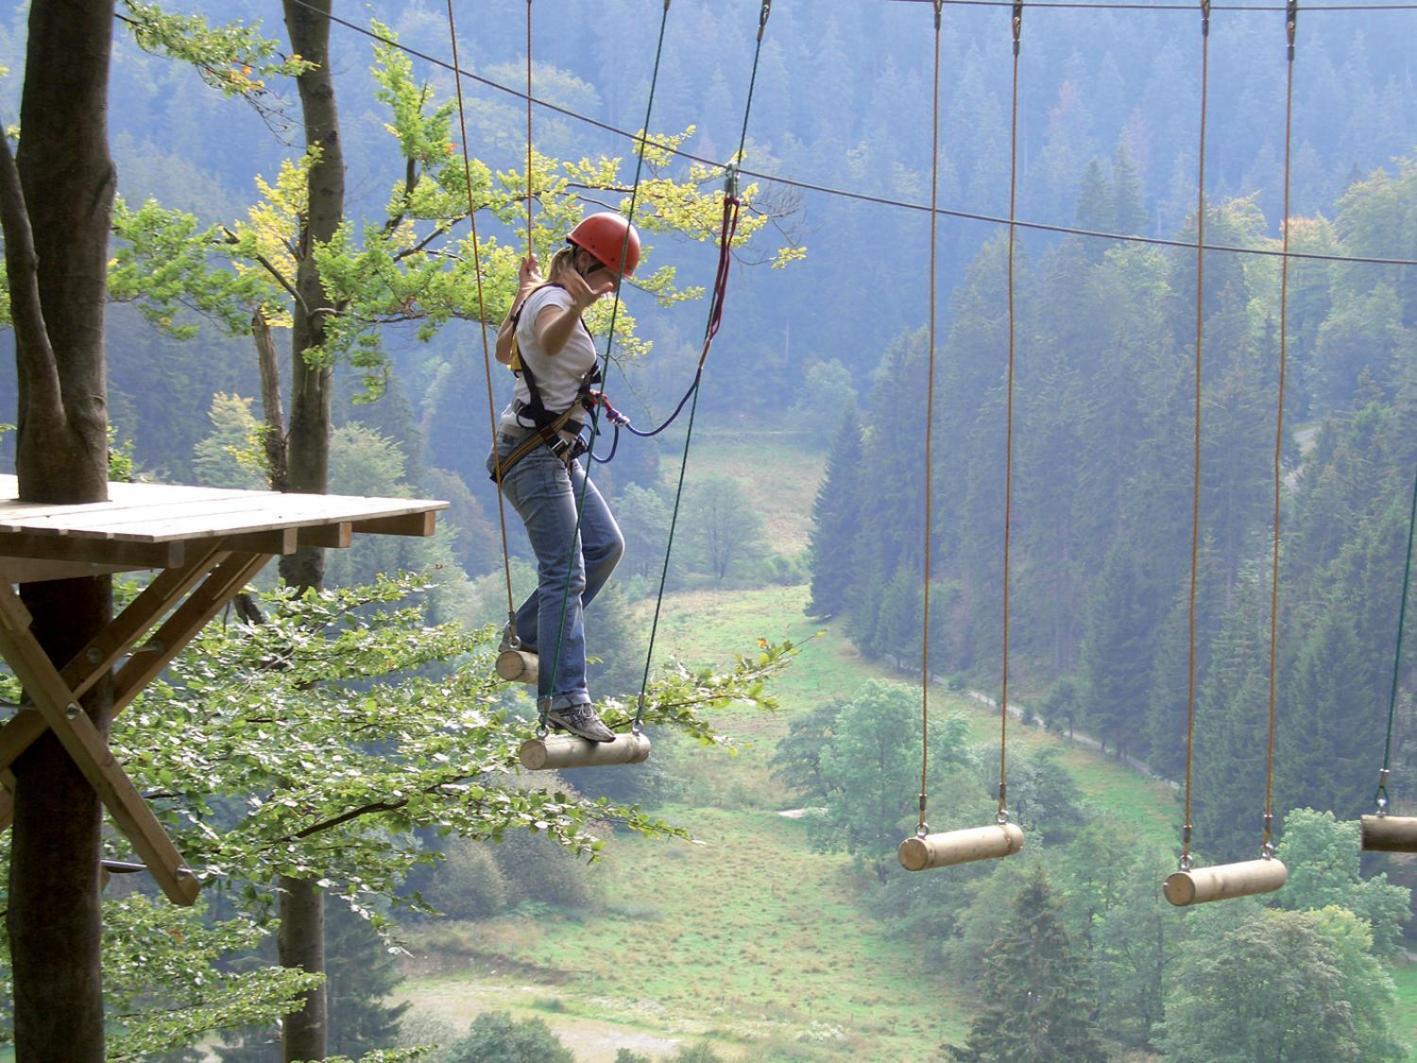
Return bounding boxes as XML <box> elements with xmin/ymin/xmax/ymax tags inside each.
<box><xmin>567</xmin><ymin>212</ymin><xmax>641</xmax><ymax>277</ymax></box>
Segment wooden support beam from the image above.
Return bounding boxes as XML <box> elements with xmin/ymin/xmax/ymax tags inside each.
<box><xmin>351</xmin><ymin>511</ymin><xmax>437</xmax><ymax>537</ymax></box>
<box><xmin>0</xmin><ymin>543</ymin><xmax>230</xmax><ymax>782</ymax></box>
<box><xmin>0</xmin><ymin>584</ymin><xmax>199</xmax><ymax>905</ymax></box>
<box><xmin>0</xmin><ymin>532</ymin><xmax>184</xmax><ymax>570</ymax></box>
<box><xmin>220</xmin><ymin>528</ymin><xmax>299</xmax><ymax>555</ymax></box>
<box><xmin>112</xmin><ymin>552</ymin><xmax>273</xmax><ymax>715</ymax></box>
<box><xmin>60</xmin><ymin>542</ymin><xmax>229</xmax><ymax>702</ymax></box>
<box><xmin>0</xmin><ymin>550</ymin><xmax>272</xmax><ymax>833</ymax></box>
<box><xmin>0</xmin><ymin>559</ymin><xmax>144</xmax><ymax>583</ymax></box>
<box><xmin>297</xmin><ymin>522</ymin><xmax>353</xmax><ymax>549</ymax></box>
<box><xmin>0</xmin><ymin>712</ymin><xmax>44</xmax><ymax>778</ymax></box>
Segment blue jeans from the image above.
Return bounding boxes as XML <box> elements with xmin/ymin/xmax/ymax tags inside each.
<box><xmin>488</xmin><ymin>431</ymin><xmax>624</xmax><ymax>709</ymax></box>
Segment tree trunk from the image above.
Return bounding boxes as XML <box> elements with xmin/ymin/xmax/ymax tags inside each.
<box><xmin>278</xmin><ymin>874</ymin><xmax>327</xmax><ymax>1060</ymax></box>
<box><xmin>278</xmin><ymin>3</ymin><xmax>345</xmax><ymax>1057</ymax></box>
<box><xmin>253</xmin><ymin>309</ymin><xmax>289</xmax><ymax>492</ymax></box>
<box><xmin>3</xmin><ymin>1</ymin><xmax>116</xmax><ymax>1059</ymax></box>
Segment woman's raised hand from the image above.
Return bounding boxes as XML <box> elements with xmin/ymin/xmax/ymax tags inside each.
<box><xmin>518</xmin><ymin>254</ymin><xmax>542</xmax><ymax>297</ymax></box>
<box><xmin>562</xmin><ymin>267</ymin><xmax>615</xmax><ymax>311</ymax></box>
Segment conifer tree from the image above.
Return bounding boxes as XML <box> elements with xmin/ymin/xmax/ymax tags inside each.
<box><xmin>325</xmin><ymin>902</ymin><xmax>409</xmax><ymax>1056</ymax></box>
<box><xmin>1078</xmin><ymin>541</ymin><xmax>1156</xmax><ymax>758</ymax></box>
<box><xmin>1144</xmin><ymin>538</ymin><xmax>1224</xmax><ymax>779</ymax></box>
<box><xmin>949</xmin><ymin>869</ymin><xmax>1108</xmax><ymax>1062</ymax></box>
<box><xmin>1111</xmin><ymin>142</ymin><xmax>1149</xmax><ymax>236</ymax></box>
<box><xmin>1190</xmin><ymin>575</ymin><xmax>1271</xmax><ymax>862</ymax></box>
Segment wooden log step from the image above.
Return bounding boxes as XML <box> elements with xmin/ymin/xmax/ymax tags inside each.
<box><xmin>1163</xmin><ymin>857</ymin><xmax>1287</xmax><ymax>907</ymax></box>
<box><xmin>496</xmin><ymin>648</ymin><xmax>538</xmax><ymax>685</ymax></box>
<box><xmin>898</xmin><ymin>822</ymin><xmax>1025</xmax><ymax>871</ymax></box>
<box><xmin>519</xmin><ymin>732</ymin><xmax>652</xmax><ymax>770</ymax></box>
<box><xmin>1360</xmin><ymin>814</ymin><xmax>1417</xmax><ymax>852</ymax></box>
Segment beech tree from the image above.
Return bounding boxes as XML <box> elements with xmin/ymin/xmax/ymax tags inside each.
<box><xmin>0</xmin><ymin>2</ymin><xmax>117</xmax><ymax>1058</ymax></box>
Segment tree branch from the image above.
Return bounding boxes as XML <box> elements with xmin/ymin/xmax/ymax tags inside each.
<box><xmin>391</xmin><ymin>222</ymin><xmax>453</xmax><ymax>262</ymax></box>
<box><xmin>0</xmin><ymin>130</ymin><xmax>63</xmax><ymax>428</ymax></box>
<box><xmin>222</xmin><ymin>225</ymin><xmax>305</xmax><ymax>311</ymax></box>
<box><xmin>381</xmin><ymin>155</ymin><xmax>418</xmax><ymax>237</ymax></box>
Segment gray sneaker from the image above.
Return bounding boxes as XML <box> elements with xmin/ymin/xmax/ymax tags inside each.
<box><xmin>545</xmin><ymin>702</ymin><xmax>616</xmax><ymax>743</ymax></box>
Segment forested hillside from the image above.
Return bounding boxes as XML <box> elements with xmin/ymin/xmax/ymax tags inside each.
<box><xmin>809</xmin><ymin>162</ymin><xmax>1417</xmax><ymax>863</ymax></box>
<box><xmin>0</xmin><ymin>0</ymin><xmax>1413</xmax><ymax>1058</ymax></box>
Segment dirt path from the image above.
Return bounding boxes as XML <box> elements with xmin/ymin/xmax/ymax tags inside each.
<box><xmin>397</xmin><ymin>979</ymin><xmax>696</xmax><ymax>1061</ymax></box>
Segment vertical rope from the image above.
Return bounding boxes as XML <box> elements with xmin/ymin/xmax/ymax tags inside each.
<box><xmin>997</xmin><ymin>0</ymin><xmax>1023</xmax><ymax>824</ymax></box>
<box><xmin>1376</xmin><ymin>463</ymin><xmax>1417</xmax><ymax>810</ymax></box>
<box><xmin>525</xmin><ymin>0</ymin><xmax>534</xmax><ymax>248</ymax></box>
<box><xmin>1263</xmin><ymin>0</ymin><xmax>1298</xmax><ymax>854</ymax></box>
<box><xmin>1180</xmin><ymin>0</ymin><xmax>1212</xmax><ymax>872</ymax></box>
<box><xmin>917</xmin><ymin>0</ymin><xmax>946</xmax><ymax>836</ymax></box>
<box><xmin>445</xmin><ymin>0</ymin><xmax>517</xmax><ymax>628</ymax></box>
<box><xmin>634</xmin><ymin>0</ymin><xmax>771</xmax><ymax>730</ymax></box>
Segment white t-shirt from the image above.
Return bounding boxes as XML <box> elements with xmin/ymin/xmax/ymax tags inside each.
<box><xmin>499</xmin><ymin>284</ymin><xmax>598</xmax><ymax>432</ymax></box>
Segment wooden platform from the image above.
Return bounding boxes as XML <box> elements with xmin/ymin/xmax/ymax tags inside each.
<box><xmin>0</xmin><ymin>476</ymin><xmax>447</xmax><ymax>904</ymax></box>
<box><xmin>0</xmin><ymin>475</ymin><xmax>443</xmax><ymax>580</ymax></box>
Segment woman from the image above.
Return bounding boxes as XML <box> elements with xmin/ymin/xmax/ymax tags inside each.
<box><xmin>487</xmin><ymin>212</ymin><xmax>640</xmax><ymax>742</ymax></box>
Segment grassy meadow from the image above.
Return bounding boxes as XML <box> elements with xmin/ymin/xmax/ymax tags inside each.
<box><xmin>395</xmin><ymin>431</ymin><xmax>1413</xmax><ymax>1060</ymax></box>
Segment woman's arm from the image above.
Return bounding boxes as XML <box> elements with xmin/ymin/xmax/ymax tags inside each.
<box><xmin>534</xmin><ymin>269</ymin><xmax>613</xmax><ymax>356</ymax></box>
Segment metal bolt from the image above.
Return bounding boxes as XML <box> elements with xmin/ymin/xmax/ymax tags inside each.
<box><xmin>85</xmin><ymin>647</ymin><xmax>103</xmax><ymax>664</ymax></box>
<box><xmin>64</xmin><ymin>703</ymin><xmax>81</xmax><ymax>720</ymax></box>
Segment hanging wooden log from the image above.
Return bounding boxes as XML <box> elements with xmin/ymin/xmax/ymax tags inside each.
<box><xmin>519</xmin><ymin>732</ymin><xmax>652</xmax><ymax>770</ymax></box>
<box><xmin>898</xmin><ymin>822</ymin><xmax>1024</xmax><ymax>872</ymax></box>
<box><xmin>1163</xmin><ymin>857</ymin><xmax>1287</xmax><ymax>906</ymax></box>
<box><xmin>1360</xmin><ymin>814</ymin><xmax>1417</xmax><ymax>852</ymax></box>
<box><xmin>496</xmin><ymin>648</ymin><xmax>538</xmax><ymax>685</ymax></box>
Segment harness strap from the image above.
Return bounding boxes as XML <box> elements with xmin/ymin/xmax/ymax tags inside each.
<box><xmin>490</xmin><ymin>403</ymin><xmax>585</xmax><ymax>484</ymax></box>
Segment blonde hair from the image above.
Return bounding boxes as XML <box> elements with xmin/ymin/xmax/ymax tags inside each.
<box><xmin>547</xmin><ymin>245</ymin><xmax>579</xmax><ymax>282</ymax></box>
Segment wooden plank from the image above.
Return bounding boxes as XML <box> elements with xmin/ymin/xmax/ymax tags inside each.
<box><xmin>8</xmin><ymin>495</ymin><xmax>308</xmax><ymax>538</ymax></box>
<box><xmin>352</xmin><ymin>510</ymin><xmax>438</xmax><ymax>537</ymax></box>
<box><xmin>112</xmin><ymin>552</ymin><xmax>274</xmax><ymax>715</ymax></box>
<box><xmin>297</xmin><ymin>522</ymin><xmax>353</xmax><ymax>549</ymax></box>
<box><xmin>1</xmin><ymin>496</ymin><xmax>446</xmax><ymax>543</ymax></box>
<box><xmin>221</xmin><ymin>528</ymin><xmax>299</xmax><ymax>555</ymax></box>
<box><xmin>0</xmin><ymin>477</ymin><xmax>252</xmax><ymax>524</ymax></box>
<box><xmin>0</xmin><ymin>560</ymin><xmax>147</xmax><ymax>583</ymax></box>
<box><xmin>0</xmin><ymin>585</ymin><xmax>199</xmax><ymax>905</ymax></box>
<box><xmin>60</xmin><ymin>543</ymin><xmax>230</xmax><ymax>702</ymax></box>
<box><xmin>0</xmin><ymin>533</ymin><xmax>183</xmax><ymax>569</ymax></box>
